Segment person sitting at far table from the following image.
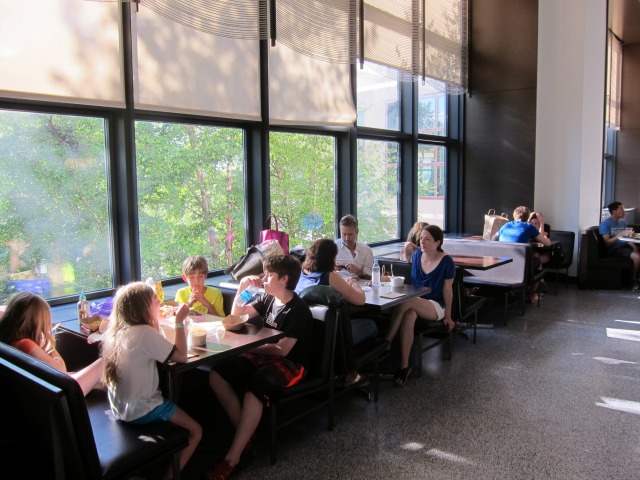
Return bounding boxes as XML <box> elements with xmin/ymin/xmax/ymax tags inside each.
<box><xmin>599</xmin><ymin>201</ymin><xmax>640</xmax><ymax>292</ymax></box>
<box><xmin>385</xmin><ymin>225</ymin><xmax>455</xmax><ymax>387</ymax></box>
<box><xmin>495</xmin><ymin>206</ymin><xmax>551</xmax><ymax>301</ymax></box>
<box><xmin>335</xmin><ymin>214</ymin><xmax>374</xmax><ymax>278</ymax></box>
<box><xmin>528</xmin><ymin>211</ymin><xmax>551</xmax><ymax>265</ymax></box>
<box><xmin>400</xmin><ymin>221</ymin><xmax>429</xmax><ymax>262</ymax></box>
<box><xmin>295</xmin><ymin>238</ymin><xmax>377</xmax><ymax>386</ymax></box>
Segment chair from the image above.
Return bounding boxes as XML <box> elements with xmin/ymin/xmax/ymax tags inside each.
<box><xmin>266</xmin><ymin>285</ymin><xmax>339</xmax><ymax>465</ymax></box>
<box><xmin>578</xmin><ymin>226</ymin><xmax>634</xmax><ymax>289</ymax></box>
<box><xmin>452</xmin><ymin>267</ymin><xmax>487</xmax><ymax>344</ymax></box>
<box><xmin>0</xmin><ymin>342</ymin><xmax>189</xmax><ymax>479</ymax></box>
<box><xmin>413</xmin><ymin>273</ymin><xmax>458</xmax><ymax>377</ymax></box>
<box><xmin>335</xmin><ymin>304</ymin><xmax>388</xmax><ymax>402</ymax></box>
<box><xmin>543</xmin><ymin>230</ymin><xmax>576</xmax><ymax>294</ymax></box>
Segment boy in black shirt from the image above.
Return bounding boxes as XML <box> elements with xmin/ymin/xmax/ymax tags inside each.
<box><xmin>207</xmin><ymin>255</ymin><xmax>313</xmax><ymax>479</ymax></box>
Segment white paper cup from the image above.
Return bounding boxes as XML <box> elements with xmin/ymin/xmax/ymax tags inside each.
<box><xmin>391</xmin><ymin>276</ymin><xmax>405</xmax><ymax>287</ymax></box>
<box><xmin>189</xmin><ymin>327</ymin><xmax>207</xmax><ymax>346</ymax></box>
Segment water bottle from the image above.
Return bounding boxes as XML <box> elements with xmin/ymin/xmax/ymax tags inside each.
<box><xmin>77</xmin><ymin>292</ymin><xmax>90</xmax><ymax>325</ymax></box>
<box><xmin>371</xmin><ymin>259</ymin><xmax>381</xmax><ymax>287</ymax></box>
<box><xmin>236</xmin><ymin>285</ymin><xmax>259</xmax><ymax>306</ymax></box>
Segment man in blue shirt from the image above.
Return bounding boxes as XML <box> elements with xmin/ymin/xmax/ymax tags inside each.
<box><xmin>496</xmin><ymin>206</ymin><xmax>551</xmax><ymax>247</ymax></box>
<box><xmin>495</xmin><ymin>206</ymin><xmax>552</xmax><ymax>302</ymax></box>
<box><xmin>599</xmin><ymin>201</ymin><xmax>640</xmax><ymax>291</ymax></box>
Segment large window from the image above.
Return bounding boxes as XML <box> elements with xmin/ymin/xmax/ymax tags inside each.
<box><xmin>356</xmin><ymin>64</ymin><xmax>400</xmax><ymax>131</ymax></box>
<box><xmin>418</xmin><ymin>81</ymin><xmax>447</xmax><ymax>136</ymax></box>
<box><xmin>417</xmin><ymin>144</ymin><xmax>446</xmax><ymax>226</ymax></box>
<box><xmin>136</xmin><ymin>121</ymin><xmax>245</xmax><ymax>279</ymax></box>
<box><xmin>269</xmin><ymin>132</ymin><xmax>336</xmax><ymax>246</ymax></box>
<box><xmin>0</xmin><ymin>3</ymin><xmax>461</xmax><ymax>305</ymax></box>
<box><xmin>357</xmin><ymin>139</ymin><xmax>399</xmax><ymax>242</ymax></box>
<box><xmin>0</xmin><ymin>111</ymin><xmax>111</xmax><ymax>301</ymax></box>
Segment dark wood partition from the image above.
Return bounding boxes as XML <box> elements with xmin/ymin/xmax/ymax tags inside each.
<box><xmin>463</xmin><ymin>0</ymin><xmax>538</xmax><ymax>234</ymax></box>
<box><xmin>617</xmin><ymin>42</ymin><xmax>640</xmax><ymax>211</ymax></box>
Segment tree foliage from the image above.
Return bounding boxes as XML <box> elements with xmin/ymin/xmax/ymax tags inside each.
<box><xmin>0</xmin><ymin>114</ymin><xmax>402</xmax><ymax>302</ymax></box>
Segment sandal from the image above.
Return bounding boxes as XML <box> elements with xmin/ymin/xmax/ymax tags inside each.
<box><xmin>342</xmin><ymin>372</ymin><xmax>370</xmax><ymax>388</ymax></box>
<box><xmin>394</xmin><ymin>366</ymin><xmax>412</xmax><ymax>387</ymax></box>
<box><xmin>206</xmin><ymin>459</ymin><xmax>236</xmax><ymax>480</ymax></box>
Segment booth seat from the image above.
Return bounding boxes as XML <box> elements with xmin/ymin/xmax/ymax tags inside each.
<box><xmin>0</xmin><ymin>342</ymin><xmax>189</xmax><ymax>479</ymax></box>
<box><xmin>577</xmin><ymin>225</ymin><xmax>638</xmax><ymax>289</ymax></box>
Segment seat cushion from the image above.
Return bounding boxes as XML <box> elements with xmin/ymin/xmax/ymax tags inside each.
<box><xmin>85</xmin><ymin>390</ymin><xmax>188</xmax><ymax>479</ymax></box>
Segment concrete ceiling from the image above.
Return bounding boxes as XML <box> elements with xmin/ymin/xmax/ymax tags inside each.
<box><xmin>609</xmin><ymin>0</ymin><xmax>640</xmax><ymax>44</ymax></box>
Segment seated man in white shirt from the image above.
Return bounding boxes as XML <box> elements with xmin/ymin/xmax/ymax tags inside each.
<box><xmin>335</xmin><ymin>214</ymin><xmax>374</xmax><ymax>278</ymax></box>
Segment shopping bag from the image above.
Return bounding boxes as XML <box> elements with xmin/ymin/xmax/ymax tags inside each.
<box><xmin>225</xmin><ymin>246</ymin><xmax>266</xmax><ymax>281</ymax></box>
<box><xmin>257</xmin><ymin>239</ymin><xmax>284</xmax><ymax>257</ymax></box>
<box><xmin>259</xmin><ymin>213</ymin><xmax>289</xmax><ymax>253</ymax></box>
<box><xmin>483</xmin><ymin>209</ymin><xmax>510</xmax><ymax>240</ymax></box>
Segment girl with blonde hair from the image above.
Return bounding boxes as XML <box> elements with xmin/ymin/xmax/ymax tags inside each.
<box><xmin>0</xmin><ymin>291</ymin><xmax>103</xmax><ymax>396</ymax></box>
<box><xmin>101</xmin><ymin>282</ymin><xmax>202</xmax><ymax>477</ymax></box>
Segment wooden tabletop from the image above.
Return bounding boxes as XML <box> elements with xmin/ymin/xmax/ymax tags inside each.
<box><xmin>359</xmin><ymin>282</ymin><xmax>430</xmax><ymax>310</ymax></box>
<box><xmin>157</xmin><ymin>322</ymin><xmax>284</xmax><ymax>400</ymax></box>
<box><xmin>376</xmin><ymin>252</ymin><xmax>512</xmax><ymax>271</ymax></box>
<box><xmin>159</xmin><ymin>323</ymin><xmax>284</xmax><ymax>375</ymax></box>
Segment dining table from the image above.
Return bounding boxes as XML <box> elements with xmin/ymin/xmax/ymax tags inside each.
<box><xmin>358</xmin><ymin>282</ymin><xmax>431</xmax><ymax>310</ymax></box>
<box><xmin>157</xmin><ymin>319</ymin><xmax>284</xmax><ymax>400</ymax></box>
<box><xmin>619</xmin><ymin>235</ymin><xmax>640</xmax><ymax>244</ymax></box>
<box><xmin>59</xmin><ymin>316</ymin><xmax>284</xmax><ymax>401</ymax></box>
<box><xmin>375</xmin><ymin>252</ymin><xmax>513</xmax><ymax>271</ymax></box>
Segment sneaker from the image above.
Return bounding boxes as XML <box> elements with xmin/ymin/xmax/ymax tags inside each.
<box><xmin>633</xmin><ymin>282</ymin><xmax>640</xmax><ymax>293</ymax></box>
<box><xmin>206</xmin><ymin>459</ymin><xmax>236</xmax><ymax>480</ymax></box>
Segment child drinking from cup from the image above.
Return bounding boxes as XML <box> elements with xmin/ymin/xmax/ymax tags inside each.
<box><xmin>101</xmin><ymin>282</ymin><xmax>202</xmax><ymax>477</ymax></box>
<box><xmin>0</xmin><ymin>291</ymin><xmax>103</xmax><ymax>396</ymax></box>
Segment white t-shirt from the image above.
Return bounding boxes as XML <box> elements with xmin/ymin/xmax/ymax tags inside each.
<box><xmin>107</xmin><ymin>324</ymin><xmax>174</xmax><ymax>421</ymax></box>
<box><xmin>334</xmin><ymin>238</ymin><xmax>374</xmax><ymax>276</ymax></box>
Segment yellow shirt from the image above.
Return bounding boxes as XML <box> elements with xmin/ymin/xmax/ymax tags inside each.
<box><xmin>174</xmin><ymin>286</ymin><xmax>225</xmax><ymax>316</ymax></box>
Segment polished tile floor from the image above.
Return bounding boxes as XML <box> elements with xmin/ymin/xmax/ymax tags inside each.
<box><xmin>185</xmin><ymin>284</ymin><xmax>640</xmax><ymax>480</ymax></box>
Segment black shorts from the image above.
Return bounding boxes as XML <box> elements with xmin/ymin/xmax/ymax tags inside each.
<box><xmin>610</xmin><ymin>245</ymin><xmax>633</xmax><ymax>258</ymax></box>
<box><xmin>212</xmin><ymin>353</ymin><xmax>305</xmax><ymax>403</ymax></box>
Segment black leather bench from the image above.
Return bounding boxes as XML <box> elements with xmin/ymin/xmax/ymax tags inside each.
<box><xmin>0</xmin><ymin>342</ymin><xmax>189</xmax><ymax>479</ymax></box>
<box><xmin>577</xmin><ymin>225</ymin><xmax>637</xmax><ymax>289</ymax></box>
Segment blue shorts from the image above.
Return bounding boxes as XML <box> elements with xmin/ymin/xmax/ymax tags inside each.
<box><xmin>129</xmin><ymin>399</ymin><xmax>177</xmax><ymax>425</ymax></box>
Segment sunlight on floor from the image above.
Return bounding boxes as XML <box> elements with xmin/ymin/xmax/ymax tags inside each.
<box><xmin>615</xmin><ymin>319</ymin><xmax>640</xmax><ymax>325</ymax></box>
<box><xmin>605</xmin><ymin>328</ymin><xmax>640</xmax><ymax>342</ymax></box>
<box><xmin>425</xmin><ymin>448</ymin><xmax>475</xmax><ymax>465</ymax></box>
<box><xmin>596</xmin><ymin>397</ymin><xmax>640</xmax><ymax>416</ymax></box>
<box><xmin>401</xmin><ymin>442</ymin><xmax>424</xmax><ymax>452</ymax></box>
<box><xmin>593</xmin><ymin>356</ymin><xmax>637</xmax><ymax>365</ymax></box>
